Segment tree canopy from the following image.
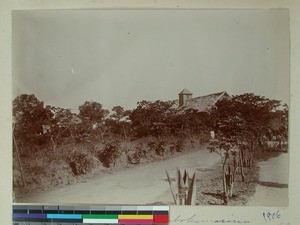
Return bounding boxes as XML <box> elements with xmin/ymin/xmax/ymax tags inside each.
<box><xmin>13</xmin><ymin>94</ymin><xmax>53</xmax><ymax>148</ymax></box>
<box><xmin>129</xmin><ymin>100</ymin><xmax>177</xmax><ymax>137</ymax></box>
<box><xmin>78</xmin><ymin>101</ymin><xmax>109</xmax><ymax>124</ymax></box>
<box><xmin>13</xmin><ymin>93</ymin><xmax>288</xmax><ymax>153</ymax></box>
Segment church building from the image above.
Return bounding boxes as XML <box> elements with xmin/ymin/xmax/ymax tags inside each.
<box><xmin>177</xmin><ymin>89</ymin><xmax>231</xmax><ymax>113</ymax></box>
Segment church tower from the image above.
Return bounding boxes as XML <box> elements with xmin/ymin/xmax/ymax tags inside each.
<box><xmin>178</xmin><ymin>89</ymin><xmax>193</xmax><ymax>107</ymax></box>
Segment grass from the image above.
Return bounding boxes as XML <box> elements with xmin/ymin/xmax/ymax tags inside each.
<box><xmin>195</xmin><ymin>162</ymin><xmax>259</xmax><ymax>206</ymax></box>
<box><xmin>195</xmin><ymin>149</ymin><xmax>284</xmax><ymax>206</ymax></box>
<box><xmin>14</xmin><ymin>137</ymin><xmax>285</xmax><ymax>205</ymax></box>
<box><xmin>13</xmin><ymin>136</ymin><xmax>201</xmax><ymax>202</ymax></box>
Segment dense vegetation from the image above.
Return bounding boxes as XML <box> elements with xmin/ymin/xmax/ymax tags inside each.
<box><xmin>13</xmin><ymin>93</ymin><xmax>288</xmax><ymax>204</ymax></box>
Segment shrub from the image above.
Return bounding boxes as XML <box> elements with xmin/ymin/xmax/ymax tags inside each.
<box><xmin>22</xmin><ymin>163</ymin><xmax>48</xmax><ymax>186</ymax></box>
<box><xmin>127</xmin><ymin>142</ymin><xmax>148</xmax><ymax>164</ymax></box>
<box><xmin>68</xmin><ymin>152</ymin><xmax>93</xmax><ymax>176</ymax></box>
<box><xmin>98</xmin><ymin>139</ymin><xmax>121</xmax><ymax>168</ymax></box>
<box><xmin>147</xmin><ymin>138</ymin><xmax>157</xmax><ymax>152</ymax></box>
<box><xmin>175</xmin><ymin>139</ymin><xmax>184</xmax><ymax>152</ymax></box>
<box><xmin>134</xmin><ymin>143</ymin><xmax>147</xmax><ymax>159</ymax></box>
<box><xmin>155</xmin><ymin>140</ymin><xmax>166</xmax><ymax>156</ymax></box>
<box><xmin>146</xmin><ymin>137</ymin><xmax>167</xmax><ymax>156</ymax></box>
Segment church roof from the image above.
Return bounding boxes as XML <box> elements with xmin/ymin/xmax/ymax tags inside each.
<box><xmin>179</xmin><ymin>88</ymin><xmax>193</xmax><ymax>95</ymax></box>
<box><xmin>177</xmin><ymin>91</ymin><xmax>230</xmax><ymax>113</ymax></box>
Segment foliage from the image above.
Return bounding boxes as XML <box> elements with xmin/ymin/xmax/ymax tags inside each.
<box><xmin>45</xmin><ymin>107</ymin><xmax>73</xmax><ymax>147</ymax></box>
<box><xmin>145</xmin><ymin>137</ymin><xmax>166</xmax><ymax>156</ymax></box>
<box><xmin>129</xmin><ymin>100</ymin><xmax>177</xmax><ymax>137</ymax></box>
<box><xmin>68</xmin><ymin>152</ymin><xmax>94</xmax><ymax>176</ymax></box>
<box><xmin>268</xmin><ymin>104</ymin><xmax>289</xmax><ymax>141</ymax></box>
<box><xmin>174</xmin><ymin>139</ymin><xmax>185</xmax><ymax>152</ymax></box>
<box><xmin>127</xmin><ymin>143</ymin><xmax>147</xmax><ymax>164</ymax></box>
<box><xmin>180</xmin><ymin>109</ymin><xmax>211</xmax><ymax>137</ymax></box>
<box><xmin>208</xmin><ymin>93</ymin><xmax>288</xmax><ymax>156</ymax></box>
<box><xmin>98</xmin><ymin>139</ymin><xmax>121</xmax><ymax>168</ymax></box>
<box><xmin>13</xmin><ymin>92</ymin><xmax>289</xmax><ymax>194</ymax></box>
<box><xmin>110</xmin><ymin>106</ymin><xmax>131</xmax><ymax>121</ymax></box>
<box><xmin>79</xmin><ymin>101</ymin><xmax>109</xmax><ymax>124</ymax></box>
<box><xmin>208</xmin><ymin>93</ymin><xmax>288</xmax><ymax>203</ymax></box>
<box><xmin>13</xmin><ymin>94</ymin><xmax>54</xmax><ymax>151</ymax></box>
<box><xmin>155</xmin><ymin>140</ymin><xmax>166</xmax><ymax>156</ymax></box>
<box><xmin>212</xmin><ymin>93</ymin><xmax>286</xmax><ymax>143</ymax></box>
<box><xmin>105</xmin><ymin>106</ymin><xmax>131</xmax><ymax>138</ymax></box>
<box><xmin>78</xmin><ymin>101</ymin><xmax>110</xmax><ymax>140</ymax></box>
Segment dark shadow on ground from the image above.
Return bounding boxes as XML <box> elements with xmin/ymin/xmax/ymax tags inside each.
<box><xmin>196</xmin><ymin>168</ymin><xmax>214</xmax><ymax>172</ymax></box>
<box><xmin>202</xmin><ymin>192</ymin><xmax>224</xmax><ymax>201</ymax></box>
<box><xmin>257</xmin><ymin>181</ymin><xmax>288</xmax><ymax>188</ymax></box>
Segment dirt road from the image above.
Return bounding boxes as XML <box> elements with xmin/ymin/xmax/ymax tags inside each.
<box><xmin>247</xmin><ymin>152</ymin><xmax>289</xmax><ymax>206</ymax></box>
<box><xmin>19</xmin><ymin>149</ymin><xmax>219</xmax><ymax>204</ymax></box>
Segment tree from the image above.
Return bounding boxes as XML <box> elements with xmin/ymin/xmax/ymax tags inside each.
<box><xmin>12</xmin><ymin>94</ymin><xmax>53</xmax><ymax>186</ymax></box>
<box><xmin>179</xmin><ymin>109</ymin><xmax>211</xmax><ymax>138</ymax></box>
<box><xmin>79</xmin><ymin>101</ymin><xmax>107</xmax><ymax>129</ymax></box>
<box><xmin>106</xmin><ymin>106</ymin><xmax>131</xmax><ymax>138</ymax></box>
<box><xmin>129</xmin><ymin>100</ymin><xmax>177</xmax><ymax>137</ymax></box>
<box><xmin>13</xmin><ymin>94</ymin><xmax>53</xmax><ymax>151</ymax></box>
<box><xmin>212</xmin><ymin>93</ymin><xmax>285</xmax><ymax>150</ymax></box>
<box><xmin>45</xmin><ymin>106</ymin><xmax>76</xmax><ymax>150</ymax></box>
<box><xmin>268</xmin><ymin>104</ymin><xmax>289</xmax><ymax>148</ymax></box>
<box><xmin>79</xmin><ymin>101</ymin><xmax>109</xmax><ymax>124</ymax></box>
<box><xmin>208</xmin><ymin>93</ymin><xmax>288</xmax><ymax>204</ymax></box>
<box><xmin>78</xmin><ymin>101</ymin><xmax>109</xmax><ymax>139</ymax></box>
<box><xmin>110</xmin><ymin>106</ymin><xmax>126</xmax><ymax>121</ymax></box>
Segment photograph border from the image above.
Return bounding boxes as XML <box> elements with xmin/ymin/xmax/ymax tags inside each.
<box><xmin>1</xmin><ymin>1</ymin><xmax>300</xmax><ymax>225</ymax></box>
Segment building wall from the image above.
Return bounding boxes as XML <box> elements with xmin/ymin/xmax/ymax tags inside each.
<box><xmin>179</xmin><ymin>94</ymin><xmax>192</xmax><ymax>106</ymax></box>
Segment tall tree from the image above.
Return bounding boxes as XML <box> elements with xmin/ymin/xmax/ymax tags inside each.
<box><xmin>208</xmin><ymin>93</ymin><xmax>288</xmax><ymax>203</ymax></box>
<box><xmin>79</xmin><ymin>101</ymin><xmax>109</xmax><ymax>124</ymax></box>
<box><xmin>106</xmin><ymin>106</ymin><xmax>131</xmax><ymax>138</ymax></box>
<box><xmin>46</xmin><ymin>106</ymin><xmax>76</xmax><ymax>150</ymax></box>
<box><xmin>130</xmin><ymin>100</ymin><xmax>176</xmax><ymax>137</ymax></box>
<box><xmin>110</xmin><ymin>106</ymin><xmax>126</xmax><ymax>121</ymax></box>
<box><xmin>78</xmin><ymin>101</ymin><xmax>109</xmax><ymax>139</ymax></box>
<box><xmin>13</xmin><ymin>94</ymin><xmax>53</xmax><ymax>151</ymax></box>
<box><xmin>212</xmin><ymin>93</ymin><xmax>284</xmax><ymax>145</ymax></box>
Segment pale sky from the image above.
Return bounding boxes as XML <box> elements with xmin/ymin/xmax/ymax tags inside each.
<box><xmin>12</xmin><ymin>9</ymin><xmax>290</xmax><ymax>112</ymax></box>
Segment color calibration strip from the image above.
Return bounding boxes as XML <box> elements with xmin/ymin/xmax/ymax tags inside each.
<box><xmin>13</xmin><ymin>205</ymin><xmax>169</xmax><ymax>225</ymax></box>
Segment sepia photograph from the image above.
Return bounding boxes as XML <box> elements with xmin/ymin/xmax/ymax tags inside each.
<box><xmin>12</xmin><ymin>9</ymin><xmax>289</xmax><ymax>206</ymax></box>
